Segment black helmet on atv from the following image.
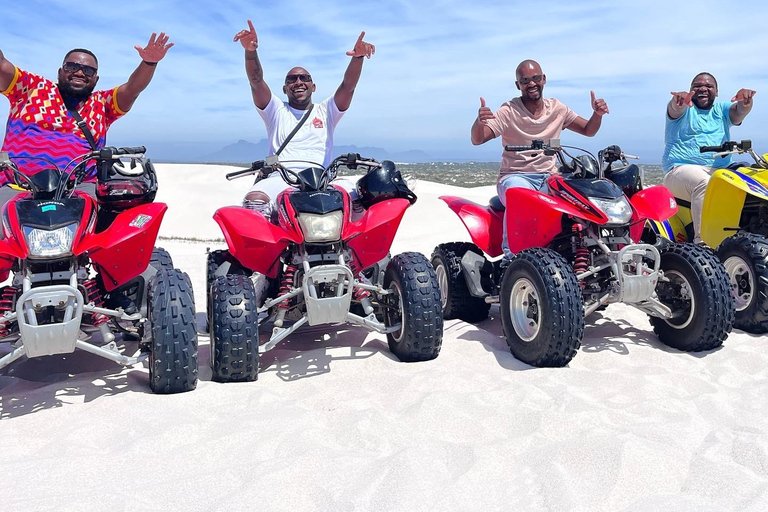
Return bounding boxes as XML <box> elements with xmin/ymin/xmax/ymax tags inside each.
<box><xmin>96</xmin><ymin>157</ymin><xmax>158</xmax><ymax>211</ymax></box>
<box><xmin>356</xmin><ymin>160</ymin><xmax>416</xmax><ymax>209</ymax></box>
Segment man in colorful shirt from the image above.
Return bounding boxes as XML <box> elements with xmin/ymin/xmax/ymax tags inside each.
<box><xmin>662</xmin><ymin>72</ymin><xmax>756</xmax><ymax>244</ymax></box>
<box><xmin>0</xmin><ymin>32</ymin><xmax>174</xmax><ymax>204</ymax></box>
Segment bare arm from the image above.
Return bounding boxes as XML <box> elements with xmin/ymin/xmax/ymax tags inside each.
<box><xmin>235</xmin><ymin>20</ymin><xmax>271</xmax><ymax>110</ymax></box>
<box><xmin>116</xmin><ymin>32</ymin><xmax>174</xmax><ymax>112</ymax></box>
<box><xmin>334</xmin><ymin>31</ymin><xmax>375</xmax><ymax>112</ymax></box>
<box><xmin>0</xmin><ymin>49</ymin><xmax>16</xmax><ymax>91</ymax></box>
<box><xmin>566</xmin><ymin>90</ymin><xmax>609</xmax><ymax>137</ymax></box>
<box><xmin>730</xmin><ymin>88</ymin><xmax>756</xmax><ymax>125</ymax></box>
<box><xmin>471</xmin><ymin>97</ymin><xmax>496</xmax><ymax>145</ymax></box>
<box><xmin>667</xmin><ymin>90</ymin><xmax>694</xmax><ymax>120</ymax></box>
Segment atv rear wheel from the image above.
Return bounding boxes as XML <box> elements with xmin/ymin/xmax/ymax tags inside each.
<box><xmin>500</xmin><ymin>248</ymin><xmax>583</xmax><ymax>367</ymax></box>
<box><xmin>383</xmin><ymin>252</ymin><xmax>443</xmax><ymax>362</ymax></box>
<box><xmin>147</xmin><ymin>269</ymin><xmax>198</xmax><ymax>394</ymax></box>
<box><xmin>651</xmin><ymin>243</ymin><xmax>734</xmax><ymax>351</ymax></box>
<box><xmin>431</xmin><ymin>242</ymin><xmax>491</xmax><ymax>323</ymax></box>
<box><xmin>716</xmin><ymin>233</ymin><xmax>768</xmax><ymax>333</ymax></box>
<box><xmin>209</xmin><ymin>274</ymin><xmax>259</xmax><ymax>382</ymax></box>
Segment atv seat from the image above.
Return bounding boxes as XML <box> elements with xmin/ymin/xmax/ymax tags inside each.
<box><xmin>489</xmin><ymin>195</ymin><xmax>505</xmax><ymax>212</ymax></box>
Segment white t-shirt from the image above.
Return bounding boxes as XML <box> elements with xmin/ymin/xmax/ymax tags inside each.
<box><xmin>257</xmin><ymin>93</ymin><xmax>344</xmax><ymax>171</ymax></box>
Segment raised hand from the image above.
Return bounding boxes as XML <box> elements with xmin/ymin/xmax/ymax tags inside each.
<box><xmin>732</xmin><ymin>88</ymin><xmax>757</xmax><ymax>107</ymax></box>
<box><xmin>134</xmin><ymin>32</ymin><xmax>174</xmax><ymax>63</ymax></box>
<box><xmin>234</xmin><ymin>20</ymin><xmax>259</xmax><ymax>51</ymax></box>
<box><xmin>670</xmin><ymin>90</ymin><xmax>695</xmax><ymax>109</ymax></box>
<box><xmin>478</xmin><ymin>97</ymin><xmax>495</xmax><ymax>124</ymax></box>
<box><xmin>345</xmin><ymin>31</ymin><xmax>375</xmax><ymax>58</ymax></box>
<box><xmin>591</xmin><ymin>90</ymin><xmax>609</xmax><ymax>116</ymax></box>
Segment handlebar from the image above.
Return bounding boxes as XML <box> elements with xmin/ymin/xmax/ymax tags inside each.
<box><xmin>700</xmin><ymin>140</ymin><xmax>751</xmax><ymax>154</ymax></box>
<box><xmin>226</xmin><ymin>161</ymin><xmax>265</xmax><ymax>181</ymax></box>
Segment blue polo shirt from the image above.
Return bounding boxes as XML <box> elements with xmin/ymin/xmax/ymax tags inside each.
<box><xmin>662</xmin><ymin>101</ymin><xmax>734</xmax><ymax>172</ymax></box>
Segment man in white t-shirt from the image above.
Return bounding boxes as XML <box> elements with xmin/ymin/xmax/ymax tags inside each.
<box><xmin>233</xmin><ymin>20</ymin><xmax>375</xmax><ymax>215</ymax></box>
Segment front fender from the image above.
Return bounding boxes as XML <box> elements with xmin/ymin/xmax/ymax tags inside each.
<box><xmin>84</xmin><ymin>203</ymin><xmax>168</xmax><ymax>291</ymax></box>
<box><xmin>504</xmin><ymin>188</ymin><xmax>573</xmax><ymax>254</ymax></box>
<box><xmin>439</xmin><ymin>196</ymin><xmax>503</xmax><ymax>257</ymax></box>
<box><xmin>214</xmin><ymin>206</ymin><xmax>302</xmax><ymax>278</ymax></box>
<box><xmin>630</xmin><ymin>185</ymin><xmax>678</xmax><ymax>222</ymax></box>
<box><xmin>345</xmin><ymin>198</ymin><xmax>410</xmax><ymax>270</ymax></box>
<box><xmin>701</xmin><ymin>168</ymin><xmax>768</xmax><ymax>247</ymax></box>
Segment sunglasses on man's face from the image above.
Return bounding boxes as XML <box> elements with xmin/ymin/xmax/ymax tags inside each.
<box><xmin>62</xmin><ymin>62</ymin><xmax>98</xmax><ymax>77</ymax></box>
<box><xmin>518</xmin><ymin>74</ymin><xmax>544</xmax><ymax>85</ymax></box>
<box><xmin>285</xmin><ymin>74</ymin><xmax>312</xmax><ymax>84</ymax></box>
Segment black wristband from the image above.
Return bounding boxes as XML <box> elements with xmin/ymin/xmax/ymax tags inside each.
<box><xmin>142</xmin><ymin>60</ymin><xmax>157</xmax><ymax>67</ymax></box>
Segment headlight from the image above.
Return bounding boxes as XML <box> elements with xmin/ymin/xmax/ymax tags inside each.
<box><xmin>22</xmin><ymin>223</ymin><xmax>77</xmax><ymax>257</ymax></box>
<box><xmin>297</xmin><ymin>211</ymin><xmax>343</xmax><ymax>242</ymax></box>
<box><xmin>590</xmin><ymin>197</ymin><xmax>633</xmax><ymax>225</ymax></box>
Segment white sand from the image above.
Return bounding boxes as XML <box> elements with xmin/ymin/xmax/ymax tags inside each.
<box><xmin>1</xmin><ymin>163</ymin><xmax>767</xmax><ymax>511</ymax></box>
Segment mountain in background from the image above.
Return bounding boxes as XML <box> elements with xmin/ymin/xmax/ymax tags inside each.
<box><xmin>197</xmin><ymin>139</ymin><xmax>435</xmax><ymax>164</ymax></box>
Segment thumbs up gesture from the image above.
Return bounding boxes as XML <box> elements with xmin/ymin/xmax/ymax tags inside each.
<box><xmin>478</xmin><ymin>97</ymin><xmax>495</xmax><ymax>124</ymax></box>
<box><xmin>591</xmin><ymin>90</ymin><xmax>609</xmax><ymax>116</ymax></box>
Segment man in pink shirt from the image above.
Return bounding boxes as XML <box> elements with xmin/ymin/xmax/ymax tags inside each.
<box><xmin>470</xmin><ymin>59</ymin><xmax>610</xmax><ymax>257</ymax></box>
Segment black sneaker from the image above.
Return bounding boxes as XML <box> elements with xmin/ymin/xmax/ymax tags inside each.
<box><xmin>106</xmin><ymin>290</ymin><xmax>138</xmax><ymax>315</ymax></box>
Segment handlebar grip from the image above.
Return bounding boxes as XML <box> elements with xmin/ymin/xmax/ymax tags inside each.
<box><xmin>115</xmin><ymin>146</ymin><xmax>147</xmax><ymax>155</ymax></box>
<box><xmin>504</xmin><ymin>145</ymin><xmax>535</xmax><ymax>152</ymax></box>
<box><xmin>699</xmin><ymin>145</ymin><xmax>723</xmax><ymax>153</ymax></box>
<box><xmin>226</xmin><ymin>161</ymin><xmax>265</xmax><ymax>181</ymax></box>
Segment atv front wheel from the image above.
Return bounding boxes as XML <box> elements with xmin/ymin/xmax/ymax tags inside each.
<box><xmin>209</xmin><ymin>274</ymin><xmax>259</xmax><ymax>382</ymax></box>
<box><xmin>431</xmin><ymin>242</ymin><xmax>491</xmax><ymax>323</ymax></box>
<box><xmin>150</xmin><ymin>247</ymin><xmax>174</xmax><ymax>272</ymax></box>
<box><xmin>147</xmin><ymin>269</ymin><xmax>198</xmax><ymax>394</ymax></box>
<box><xmin>500</xmin><ymin>247</ymin><xmax>583</xmax><ymax>367</ymax></box>
<box><xmin>383</xmin><ymin>252</ymin><xmax>443</xmax><ymax>362</ymax></box>
<box><xmin>716</xmin><ymin>233</ymin><xmax>768</xmax><ymax>333</ymax></box>
<box><xmin>651</xmin><ymin>243</ymin><xmax>734</xmax><ymax>351</ymax></box>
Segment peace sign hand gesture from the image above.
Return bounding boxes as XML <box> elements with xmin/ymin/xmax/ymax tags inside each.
<box><xmin>134</xmin><ymin>32</ymin><xmax>174</xmax><ymax>63</ymax></box>
<box><xmin>346</xmin><ymin>31</ymin><xmax>375</xmax><ymax>58</ymax></box>
<box><xmin>234</xmin><ymin>20</ymin><xmax>259</xmax><ymax>51</ymax></box>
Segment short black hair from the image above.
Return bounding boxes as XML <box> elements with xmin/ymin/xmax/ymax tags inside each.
<box><xmin>692</xmin><ymin>72</ymin><xmax>717</xmax><ymax>89</ymax></box>
<box><xmin>63</xmin><ymin>48</ymin><xmax>98</xmax><ymax>67</ymax></box>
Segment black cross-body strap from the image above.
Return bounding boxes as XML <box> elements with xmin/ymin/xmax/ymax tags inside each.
<box><xmin>275</xmin><ymin>104</ymin><xmax>314</xmax><ymax>157</ymax></box>
<box><xmin>66</xmin><ymin>105</ymin><xmax>99</xmax><ymax>151</ymax></box>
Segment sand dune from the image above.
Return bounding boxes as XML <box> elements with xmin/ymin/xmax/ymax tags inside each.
<box><xmin>1</xmin><ymin>163</ymin><xmax>767</xmax><ymax>511</ymax></box>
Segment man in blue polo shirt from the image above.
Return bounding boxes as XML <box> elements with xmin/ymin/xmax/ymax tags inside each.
<box><xmin>662</xmin><ymin>72</ymin><xmax>756</xmax><ymax>244</ymax></box>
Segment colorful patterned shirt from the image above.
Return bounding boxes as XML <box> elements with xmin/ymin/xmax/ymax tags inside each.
<box><xmin>1</xmin><ymin>66</ymin><xmax>126</xmax><ymax>185</ymax></box>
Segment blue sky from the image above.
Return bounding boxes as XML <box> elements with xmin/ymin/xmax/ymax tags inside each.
<box><xmin>2</xmin><ymin>0</ymin><xmax>768</xmax><ymax>163</ymax></box>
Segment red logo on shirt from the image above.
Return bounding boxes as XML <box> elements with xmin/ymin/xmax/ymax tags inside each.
<box><xmin>312</xmin><ymin>117</ymin><xmax>324</xmax><ymax>128</ymax></box>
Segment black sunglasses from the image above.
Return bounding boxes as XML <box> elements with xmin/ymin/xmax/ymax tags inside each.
<box><xmin>285</xmin><ymin>74</ymin><xmax>312</xmax><ymax>84</ymax></box>
<box><xmin>518</xmin><ymin>74</ymin><xmax>544</xmax><ymax>85</ymax></box>
<box><xmin>62</xmin><ymin>62</ymin><xmax>98</xmax><ymax>77</ymax></box>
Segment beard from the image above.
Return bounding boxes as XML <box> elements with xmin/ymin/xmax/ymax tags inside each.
<box><xmin>58</xmin><ymin>80</ymin><xmax>96</xmax><ymax>107</ymax></box>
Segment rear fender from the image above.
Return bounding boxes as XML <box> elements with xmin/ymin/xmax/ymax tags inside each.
<box><xmin>439</xmin><ymin>196</ymin><xmax>503</xmax><ymax>257</ymax></box>
<box><xmin>701</xmin><ymin>168</ymin><xmax>768</xmax><ymax>247</ymax></box>
<box><xmin>345</xmin><ymin>198</ymin><xmax>410</xmax><ymax>270</ymax></box>
<box><xmin>85</xmin><ymin>203</ymin><xmax>167</xmax><ymax>291</ymax></box>
<box><xmin>214</xmin><ymin>206</ymin><xmax>302</xmax><ymax>278</ymax></box>
<box><xmin>630</xmin><ymin>185</ymin><xmax>678</xmax><ymax>221</ymax></box>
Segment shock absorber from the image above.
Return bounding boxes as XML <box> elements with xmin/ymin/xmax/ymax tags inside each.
<box><xmin>572</xmin><ymin>224</ymin><xmax>589</xmax><ymax>281</ymax></box>
<box><xmin>349</xmin><ymin>260</ymin><xmax>374</xmax><ymax>315</ymax></box>
<box><xmin>81</xmin><ymin>279</ymin><xmax>110</xmax><ymax>326</ymax></box>
<box><xmin>274</xmin><ymin>264</ymin><xmax>297</xmax><ymax>328</ymax></box>
<box><xmin>0</xmin><ymin>286</ymin><xmax>18</xmax><ymax>337</ymax></box>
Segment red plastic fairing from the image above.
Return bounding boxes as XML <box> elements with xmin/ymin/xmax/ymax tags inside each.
<box><xmin>344</xmin><ymin>198</ymin><xmax>410</xmax><ymax>270</ymax></box>
<box><xmin>0</xmin><ymin>193</ymin><xmax>31</xmax><ymax>261</ymax></box>
<box><xmin>214</xmin><ymin>206</ymin><xmax>302</xmax><ymax>278</ymax></box>
<box><xmin>546</xmin><ymin>176</ymin><xmax>609</xmax><ymax>224</ymax></box>
<box><xmin>83</xmin><ymin>203</ymin><xmax>168</xmax><ymax>291</ymax></box>
<box><xmin>630</xmin><ymin>185</ymin><xmax>678</xmax><ymax>222</ymax></box>
<box><xmin>503</xmin><ymin>188</ymin><xmax>573</xmax><ymax>254</ymax></box>
<box><xmin>439</xmin><ymin>196</ymin><xmax>503</xmax><ymax>257</ymax></box>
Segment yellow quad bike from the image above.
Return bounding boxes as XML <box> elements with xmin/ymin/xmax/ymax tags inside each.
<box><xmin>646</xmin><ymin>140</ymin><xmax>768</xmax><ymax>333</ymax></box>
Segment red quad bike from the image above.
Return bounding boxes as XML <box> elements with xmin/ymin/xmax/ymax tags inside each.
<box><xmin>0</xmin><ymin>147</ymin><xmax>198</xmax><ymax>394</ymax></box>
<box><xmin>207</xmin><ymin>153</ymin><xmax>443</xmax><ymax>382</ymax></box>
<box><xmin>432</xmin><ymin>139</ymin><xmax>734</xmax><ymax>367</ymax></box>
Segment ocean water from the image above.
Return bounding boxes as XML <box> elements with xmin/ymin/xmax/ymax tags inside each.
<box><xmin>337</xmin><ymin>162</ymin><xmax>664</xmax><ymax>188</ymax></box>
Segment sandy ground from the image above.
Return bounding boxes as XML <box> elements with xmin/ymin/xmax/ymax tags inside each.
<box><xmin>1</xmin><ymin>163</ymin><xmax>767</xmax><ymax>511</ymax></box>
